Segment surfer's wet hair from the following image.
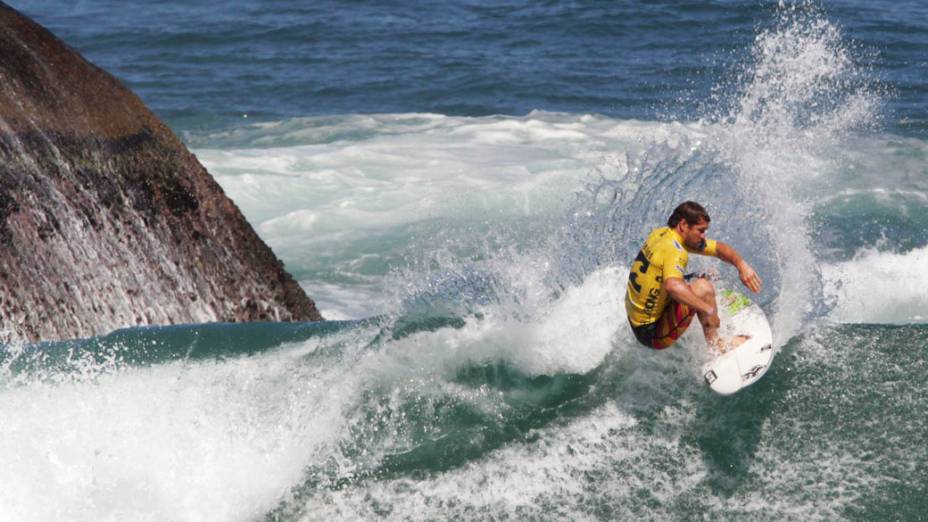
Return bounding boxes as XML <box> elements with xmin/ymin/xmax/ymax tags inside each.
<box><xmin>667</xmin><ymin>201</ymin><xmax>710</xmax><ymax>228</ymax></box>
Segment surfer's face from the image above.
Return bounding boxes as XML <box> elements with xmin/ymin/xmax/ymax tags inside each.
<box><xmin>680</xmin><ymin>219</ymin><xmax>709</xmax><ymax>250</ymax></box>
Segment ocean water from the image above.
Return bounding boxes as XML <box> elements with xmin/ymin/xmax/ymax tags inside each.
<box><xmin>2</xmin><ymin>1</ymin><xmax>927</xmax><ymax>520</ymax></box>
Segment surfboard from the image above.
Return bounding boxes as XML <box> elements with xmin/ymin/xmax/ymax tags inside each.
<box><xmin>702</xmin><ymin>288</ymin><xmax>774</xmax><ymax>395</ymax></box>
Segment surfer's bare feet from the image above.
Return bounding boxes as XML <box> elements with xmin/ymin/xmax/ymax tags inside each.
<box><xmin>712</xmin><ymin>334</ymin><xmax>751</xmax><ymax>354</ymax></box>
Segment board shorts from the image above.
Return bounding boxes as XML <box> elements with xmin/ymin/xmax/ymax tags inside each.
<box><xmin>631</xmin><ymin>300</ymin><xmax>696</xmax><ymax>349</ymax></box>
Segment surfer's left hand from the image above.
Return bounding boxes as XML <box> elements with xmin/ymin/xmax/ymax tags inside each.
<box><xmin>737</xmin><ymin>261</ymin><xmax>762</xmax><ymax>293</ymax></box>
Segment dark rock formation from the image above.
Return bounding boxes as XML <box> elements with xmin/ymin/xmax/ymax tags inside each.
<box><xmin>0</xmin><ymin>3</ymin><xmax>322</xmax><ymax>341</ymax></box>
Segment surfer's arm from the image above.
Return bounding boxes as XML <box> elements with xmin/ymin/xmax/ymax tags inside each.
<box><xmin>663</xmin><ymin>277</ymin><xmax>717</xmax><ymax>317</ymax></box>
<box><xmin>715</xmin><ymin>242</ymin><xmax>762</xmax><ymax>294</ymax></box>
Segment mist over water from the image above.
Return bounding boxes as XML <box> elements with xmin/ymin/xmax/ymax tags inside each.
<box><xmin>2</xmin><ymin>1</ymin><xmax>927</xmax><ymax>520</ymax></box>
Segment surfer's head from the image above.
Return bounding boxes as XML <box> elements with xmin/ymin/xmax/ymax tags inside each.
<box><xmin>668</xmin><ymin>201</ymin><xmax>710</xmax><ymax>228</ymax></box>
<box><xmin>668</xmin><ymin>201</ymin><xmax>710</xmax><ymax>250</ymax></box>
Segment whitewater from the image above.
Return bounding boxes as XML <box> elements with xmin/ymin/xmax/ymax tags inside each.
<box><xmin>2</xmin><ymin>1</ymin><xmax>927</xmax><ymax>521</ymax></box>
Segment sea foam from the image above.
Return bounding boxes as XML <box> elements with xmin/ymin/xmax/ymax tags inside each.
<box><xmin>823</xmin><ymin>244</ymin><xmax>928</xmax><ymax>324</ymax></box>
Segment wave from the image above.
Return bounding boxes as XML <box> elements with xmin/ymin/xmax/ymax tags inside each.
<box><xmin>0</xmin><ymin>263</ymin><xmax>634</xmax><ymax>521</ymax></box>
<box><xmin>3</xmin><ymin>302</ymin><xmax>925</xmax><ymax>520</ymax></box>
<box><xmin>0</xmin><ymin>320</ymin><xmax>360</xmax><ymax>385</ymax></box>
<box><xmin>273</xmin><ymin>322</ymin><xmax>928</xmax><ymax>521</ymax></box>
<box><xmin>823</xmin><ymin>244</ymin><xmax>928</xmax><ymax>324</ymax></box>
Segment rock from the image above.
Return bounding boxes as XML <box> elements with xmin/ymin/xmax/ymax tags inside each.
<box><xmin>0</xmin><ymin>3</ymin><xmax>323</xmax><ymax>341</ymax></box>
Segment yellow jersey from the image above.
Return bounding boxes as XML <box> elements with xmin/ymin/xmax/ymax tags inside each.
<box><xmin>625</xmin><ymin>227</ymin><xmax>717</xmax><ymax>327</ymax></box>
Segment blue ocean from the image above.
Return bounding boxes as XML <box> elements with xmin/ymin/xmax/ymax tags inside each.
<box><xmin>2</xmin><ymin>1</ymin><xmax>927</xmax><ymax>519</ymax></box>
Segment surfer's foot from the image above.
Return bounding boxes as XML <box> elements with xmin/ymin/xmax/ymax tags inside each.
<box><xmin>712</xmin><ymin>335</ymin><xmax>751</xmax><ymax>354</ymax></box>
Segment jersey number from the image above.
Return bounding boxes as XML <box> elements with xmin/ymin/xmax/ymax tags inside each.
<box><xmin>629</xmin><ymin>250</ymin><xmax>650</xmax><ymax>293</ymax></box>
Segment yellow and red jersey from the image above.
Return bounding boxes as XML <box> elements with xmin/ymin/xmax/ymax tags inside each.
<box><xmin>625</xmin><ymin>227</ymin><xmax>717</xmax><ymax>327</ymax></box>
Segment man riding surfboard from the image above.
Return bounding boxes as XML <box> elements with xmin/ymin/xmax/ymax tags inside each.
<box><xmin>626</xmin><ymin>201</ymin><xmax>762</xmax><ymax>352</ymax></box>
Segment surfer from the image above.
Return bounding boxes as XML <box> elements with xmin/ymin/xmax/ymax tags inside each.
<box><xmin>625</xmin><ymin>201</ymin><xmax>762</xmax><ymax>352</ymax></box>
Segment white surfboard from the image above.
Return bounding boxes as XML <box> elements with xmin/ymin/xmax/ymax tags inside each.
<box><xmin>701</xmin><ymin>288</ymin><xmax>775</xmax><ymax>395</ymax></box>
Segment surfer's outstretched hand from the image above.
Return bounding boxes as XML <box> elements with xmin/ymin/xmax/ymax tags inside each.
<box><xmin>737</xmin><ymin>261</ymin><xmax>762</xmax><ymax>294</ymax></box>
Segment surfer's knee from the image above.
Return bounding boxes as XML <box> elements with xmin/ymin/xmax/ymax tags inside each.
<box><xmin>689</xmin><ymin>277</ymin><xmax>715</xmax><ymax>300</ymax></box>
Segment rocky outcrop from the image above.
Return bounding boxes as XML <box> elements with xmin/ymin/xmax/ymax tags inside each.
<box><xmin>0</xmin><ymin>3</ymin><xmax>322</xmax><ymax>341</ymax></box>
